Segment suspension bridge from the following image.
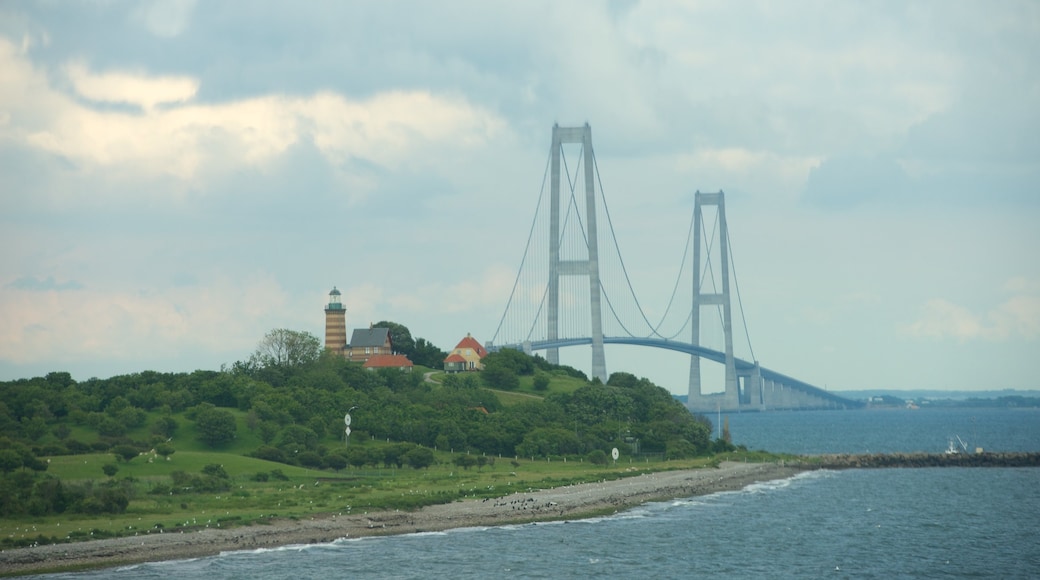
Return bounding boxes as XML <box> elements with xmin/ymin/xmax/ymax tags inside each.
<box><xmin>488</xmin><ymin>124</ymin><xmax>861</xmax><ymax>412</ymax></box>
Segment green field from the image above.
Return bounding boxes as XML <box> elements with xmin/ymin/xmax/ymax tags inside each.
<box><xmin>1</xmin><ymin>449</ymin><xmax>731</xmax><ymax>548</ymax></box>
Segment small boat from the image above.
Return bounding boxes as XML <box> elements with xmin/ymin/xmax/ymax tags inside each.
<box><xmin>944</xmin><ymin>435</ymin><xmax>969</xmax><ymax>455</ymax></box>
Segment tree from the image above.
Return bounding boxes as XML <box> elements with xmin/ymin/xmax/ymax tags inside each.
<box><xmin>586</xmin><ymin>449</ymin><xmax>609</xmax><ymax>466</ymax></box>
<box><xmin>195</xmin><ymin>407</ymin><xmax>237</xmax><ymax>446</ymax></box>
<box><xmin>532</xmin><ymin>372</ymin><xmax>551</xmax><ymax>391</ymax></box>
<box><xmin>665</xmin><ymin>439</ymin><xmax>698</xmax><ymax>460</ymax></box>
<box><xmin>52</xmin><ymin>423</ymin><xmax>71</xmax><ymax>440</ymax></box>
<box><xmin>347</xmin><ymin>446</ymin><xmax>371</xmax><ymax>469</ymax></box>
<box><xmin>202</xmin><ymin>463</ymin><xmax>230</xmax><ymax>480</ymax></box>
<box><xmin>373</xmin><ymin>321</ymin><xmax>415</xmax><ymax>357</ymax></box>
<box><xmin>155</xmin><ymin>442</ymin><xmax>175</xmax><ymax>459</ymax></box>
<box><xmin>404</xmin><ymin>446</ymin><xmax>435</xmax><ymax>469</ymax></box>
<box><xmin>324</xmin><ymin>453</ymin><xmax>348</xmax><ymax>472</ymax></box>
<box><xmin>257</xmin><ymin>420</ymin><xmax>279</xmax><ymax>444</ymax></box>
<box><xmin>97</xmin><ymin>416</ymin><xmax>127</xmax><ymax>437</ymax></box>
<box><xmin>278</xmin><ymin>424</ymin><xmax>319</xmax><ymax>450</ymax></box>
<box><xmin>250</xmin><ymin>329</ymin><xmax>322</xmax><ymax>370</ymax></box>
<box><xmin>453</xmin><ymin>454</ymin><xmax>478</xmax><ymax>470</ymax></box>
<box><xmin>102</xmin><ymin>463</ymin><xmax>119</xmax><ymax>477</ymax></box>
<box><xmin>297</xmin><ymin>451</ymin><xmax>323</xmax><ymax>468</ymax></box>
<box><xmin>482</xmin><ymin>365</ymin><xmax>519</xmax><ymax>391</ymax></box>
<box><xmin>483</xmin><ymin>349</ymin><xmax>535</xmax><ymax>375</ymax></box>
<box><xmin>381</xmin><ymin>443</ymin><xmax>412</xmax><ymax>468</ymax></box>
<box><xmin>516</xmin><ymin>427</ymin><xmax>582</xmax><ymax>457</ymax></box>
<box><xmin>152</xmin><ymin>416</ymin><xmax>178</xmax><ymax>438</ymax></box>
<box><xmin>111</xmin><ymin>445</ymin><xmax>139</xmax><ymax>463</ymax></box>
<box><xmin>369</xmin><ymin>321</ymin><xmax>446</xmax><ymax>367</ymax></box>
<box><xmin>0</xmin><ymin>449</ymin><xmax>22</xmax><ymax>473</ymax></box>
<box><xmin>21</xmin><ymin>416</ymin><xmax>48</xmax><ymax>441</ymax></box>
<box><xmin>411</xmin><ymin>337</ymin><xmax>448</xmax><ymax>368</ymax></box>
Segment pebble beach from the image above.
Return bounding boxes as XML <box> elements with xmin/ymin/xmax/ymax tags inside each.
<box><xmin>0</xmin><ymin>462</ymin><xmax>800</xmax><ymax>575</ymax></box>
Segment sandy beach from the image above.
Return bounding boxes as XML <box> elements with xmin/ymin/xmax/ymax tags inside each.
<box><xmin>0</xmin><ymin>461</ymin><xmax>801</xmax><ymax>576</ymax></box>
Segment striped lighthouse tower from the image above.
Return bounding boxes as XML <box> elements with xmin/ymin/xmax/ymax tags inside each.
<box><xmin>324</xmin><ymin>287</ymin><xmax>347</xmax><ymax>354</ymax></box>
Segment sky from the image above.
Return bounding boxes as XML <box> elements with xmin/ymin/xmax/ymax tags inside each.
<box><xmin>1</xmin><ymin>1</ymin><xmax>1038</xmax><ymax>394</ymax></box>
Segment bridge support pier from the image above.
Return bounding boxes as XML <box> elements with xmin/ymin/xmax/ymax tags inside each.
<box><xmin>761</xmin><ymin>379</ymin><xmax>771</xmax><ymax>409</ymax></box>
<box><xmin>547</xmin><ymin>123</ymin><xmax>607</xmax><ymax>382</ymax></box>
<box><xmin>748</xmin><ymin>362</ymin><xmax>763</xmax><ymax>409</ymax></box>
<box><xmin>688</xmin><ymin>191</ymin><xmax>739</xmax><ymax>411</ymax></box>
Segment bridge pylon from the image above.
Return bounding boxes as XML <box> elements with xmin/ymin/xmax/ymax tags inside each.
<box><xmin>547</xmin><ymin>123</ymin><xmax>607</xmax><ymax>382</ymax></box>
<box><xmin>688</xmin><ymin>191</ymin><xmax>741</xmax><ymax>411</ymax></box>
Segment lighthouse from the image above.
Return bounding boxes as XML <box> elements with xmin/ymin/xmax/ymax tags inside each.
<box><xmin>324</xmin><ymin>287</ymin><xmax>347</xmax><ymax>353</ymax></box>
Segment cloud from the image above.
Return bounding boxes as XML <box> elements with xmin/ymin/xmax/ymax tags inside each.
<box><xmin>673</xmin><ymin>147</ymin><xmax>822</xmax><ymax>202</ymax></box>
<box><xmin>0</xmin><ymin>271</ymin><xmax>291</xmax><ymax>366</ymax></box>
<box><xmin>0</xmin><ymin>40</ymin><xmax>505</xmax><ymax>199</ymax></box>
<box><xmin>65</xmin><ymin>62</ymin><xmax>199</xmax><ymax>110</ymax></box>
<box><xmin>901</xmin><ymin>299</ymin><xmax>985</xmax><ymax>340</ymax></box>
<box><xmin>901</xmin><ymin>287</ymin><xmax>1040</xmax><ymax>341</ymax></box>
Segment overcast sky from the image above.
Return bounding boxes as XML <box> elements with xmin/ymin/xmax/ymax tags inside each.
<box><xmin>1</xmin><ymin>1</ymin><xmax>1037</xmax><ymax>393</ymax></box>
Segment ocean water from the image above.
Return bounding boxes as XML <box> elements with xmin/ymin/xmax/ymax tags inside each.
<box><xmin>723</xmin><ymin>407</ymin><xmax>1040</xmax><ymax>455</ymax></box>
<box><xmin>45</xmin><ymin>408</ymin><xmax>1040</xmax><ymax>579</ymax></box>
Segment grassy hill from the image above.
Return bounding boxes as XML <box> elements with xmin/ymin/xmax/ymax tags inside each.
<box><xmin>0</xmin><ymin>351</ymin><xmax>726</xmax><ymax>550</ymax></box>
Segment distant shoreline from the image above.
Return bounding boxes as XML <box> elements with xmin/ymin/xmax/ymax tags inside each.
<box><xmin>0</xmin><ymin>461</ymin><xmax>800</xmax><ymax>576</ymax></box>
<box><xmin>800</xmin><ymin>451</ymin><xmax>1040</xmax><ymax>469</ymax></box>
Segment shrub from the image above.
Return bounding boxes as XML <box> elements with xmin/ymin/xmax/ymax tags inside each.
<box><xmin>297</xmin><ymin>451</ymin><xmax>323</xmax><ymax>468</ymax></box>
<box><xmin>586</xmin><ymin>449</ymin><xmax>609</xmax><ymax>466</ymax></box>
<box><xmin>111</xmin><ymin>444</ymin><xmax>140</xmax><ymax>463</ymax></box>
<box><xmin>252</xmin><ymin>446</ymin><xmax>287</xmax><ymax>464</ymax></box>
<box><xmin>195</xmin><ymin>408</ymin><xmax>237</xmax><ymax>447</ymax></box>
<box><xmin>532</xmin><ymin>372</ymin><xmax>551</xmax><ymax>391</ymax></box>
<box><xmin>269</xmin><ymin>469</ymin><xmax>289</xmax><ymax>481</ymax></box>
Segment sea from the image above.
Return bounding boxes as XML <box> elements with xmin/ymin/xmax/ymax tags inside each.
<box><xmin>44</xmin><ymin>407</ymin><xmax>1040</xmax><ymax>579</ymax></box>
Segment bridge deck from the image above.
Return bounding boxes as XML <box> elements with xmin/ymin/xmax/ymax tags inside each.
<box><xmin>492</xmin><ymin>336</ymin><xmax>862</xmax><ymax>409</ymax></box>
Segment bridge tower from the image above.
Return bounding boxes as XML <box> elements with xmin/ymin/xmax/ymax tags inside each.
<box><xmin>547</xmin><ymin>123</ymin><xmax>607</xmax><ymax>382</ymax></box>
<box><xmin>688</xmin><ymin>191</ymin><xmax>739</xmax><ymax>410</ymax></box>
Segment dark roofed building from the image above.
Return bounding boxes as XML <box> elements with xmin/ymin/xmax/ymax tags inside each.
<box><xmin>345</xmin><ymin>326</ymin><xmax>393</xmax><ymax>363</ymax></box>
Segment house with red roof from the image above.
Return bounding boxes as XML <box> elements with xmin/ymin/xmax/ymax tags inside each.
<box><xmin>363</xmin><ymin>354</ymin><xmax>414</xmax><ymax>372</ymax></box>
<box><xmin>443</xmin><ymin>333</ymin><xmax>487</xmax><ymax>372</ymax></box>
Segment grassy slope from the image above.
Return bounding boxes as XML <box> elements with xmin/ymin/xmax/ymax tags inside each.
<box><xmin>3</xmin><ymin>450</ymin><xmax>729</xmax><ymax>546</ymax></box>
<box><xmin>3</xmin><ymin>372</ymin><xmax>749</xmax><ymax>546</ymax></box>
<box><xmin>427</xmin><ymin>369</ymin><xmax>588</xmax><ymax>407</ymax></box>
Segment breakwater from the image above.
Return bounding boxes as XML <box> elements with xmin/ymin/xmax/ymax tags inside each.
<box><xmin>802</xmin><ymin>451</ymin><xmax>1040</xmax><ymax>469</ymax></box>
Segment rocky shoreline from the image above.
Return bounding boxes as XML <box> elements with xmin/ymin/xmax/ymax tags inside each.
<box><xmin>0</xmin><ymin>462</ymin><xmax>799</xmax><ymax>576</ymax></box>
<box><xmin>804</xmin><ymin>451</ymin><xmax>1040</xmax><ymax>469</ymax></box>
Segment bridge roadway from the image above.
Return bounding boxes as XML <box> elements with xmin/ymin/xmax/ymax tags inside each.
<box><xmin>496</xmin><ymin>337</ymin><xmax>863</xmax><ymax>409</ymax></box>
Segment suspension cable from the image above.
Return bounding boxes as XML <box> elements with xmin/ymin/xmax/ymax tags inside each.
<box><xmin>651</xmin><ymin>206</ymin><xmax>695</xmax><ymax>333</ymax></box>
<box><xmin>490</xmin><ymin>143</ymin><xmax>552</xmax><ymax>344</ymax></box>
<box><xmin>726</xmin><ymin>225</ymin><xmax>756</xmax><ymax>362</ymax></box>
<box><xmin>592</xmin><ymin>152</ymin><xmax>663</xmax><ymax>337</ymax></box>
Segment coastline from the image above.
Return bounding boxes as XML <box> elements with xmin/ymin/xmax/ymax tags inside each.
<box><xmin>0</xmin><ymin>461</ymin><xmax>800</xmax><ymax>576</ymax></box>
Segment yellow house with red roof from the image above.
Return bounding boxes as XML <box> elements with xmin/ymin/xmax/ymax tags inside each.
<box><xmin>443</xmin><ymin>333</ymin><xmax>487</xmax><ymax>372</ymax></box>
